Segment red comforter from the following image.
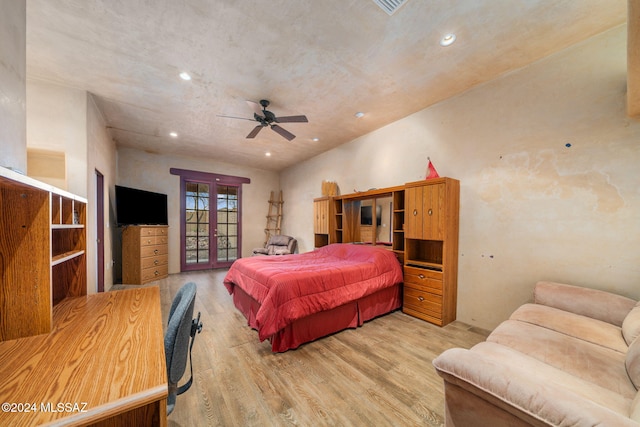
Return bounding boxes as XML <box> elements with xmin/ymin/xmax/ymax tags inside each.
<box><xmin>223</xmin><ymin>244</ymin><xmax>403</xmax><ymax>341</ymax></box>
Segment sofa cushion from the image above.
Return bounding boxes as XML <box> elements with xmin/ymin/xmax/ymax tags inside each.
<box><xmin>627</xmin><ymin>337</ymin><xmax>640</xmax><ymax>390</ymax></box>
<box><xmin>434</xmin><ymin>342</ymin><xmax>635</xmax><ymax>423</ymax></box>
<box><xmin>510</xmin><ymin>303</ymin><xmax>627</xmax><ymax>353</ymax></box>
<box><xmin>487</xmin><ymin>320</ymin><xmax>636</xmax><ymax>398</ymax></box>
<box><xmin>623</xmin><ymin>303</ymin><xmax>640</xmax><ymax>346</ymax></box>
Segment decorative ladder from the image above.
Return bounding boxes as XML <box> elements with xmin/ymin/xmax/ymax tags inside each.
<box><xmin>264</xmin><ymin>190</ymin><xmax>283</xmax><ymax>244</ymax></box>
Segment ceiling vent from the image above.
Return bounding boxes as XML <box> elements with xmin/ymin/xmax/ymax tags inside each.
<box><xmin>372</xmin><ymin>0</ymin><xmax>409</xmax><ymax>16</ymax></box>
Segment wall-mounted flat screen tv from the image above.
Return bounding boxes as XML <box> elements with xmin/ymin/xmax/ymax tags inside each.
<box><xmin>115</xmin><ymin>185</ymin><xmax>168</xmax><ymax>226</ymax></box>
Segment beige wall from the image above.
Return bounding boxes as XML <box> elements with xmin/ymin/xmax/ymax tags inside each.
<box><xmin>280</xmin><ymin>25</ymin><xmax>640</xmax><ymax>330</ymax></box>
<box><xmin>87</xmin><ymin>94</ymin><xmax>117</xmax><ymax>292</ymax></box>
<box><xmin>116</xmin><ymin>147</ymin><xmax>279</xmax><ymax>276</ymax></box>
<box><xmin>0</xmin><ymin>0</ymin><xmax>26</xmax><ymax>172</ymax></box>
<box><xmin>26</xmin><ymin>79</ymin><xmax>88</xmax><ymax>197</ymax></box>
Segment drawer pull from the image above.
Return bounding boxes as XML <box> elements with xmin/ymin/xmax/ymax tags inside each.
<box><xmin>154</xmin><ymin>270</ymin><xmax>159</xmax><ymax>276</ymax></box>
<box><xmin>413</xmin><ymin>209</ymin><xmax>418</xmax><ymax>216</ymax></box>
<box><xmin>428</xmin><ymin>208</ymin><xmax>433</xmax><ymax>216</ymax></box>
<box><xmin>154</xmin><ymin>260</ymin><xmax>159</xmax><ymax>265</ymax></box>
<box><xmin>147</xmin><ymin>239</ymin><xmax>152</xmax><ymax>244</ymax></box>
<box><xmin>154</xmin><ymin>249</ymin><xmax>159</xmax><ymax>254</ymax></box>
<box><xmin>418</xmin><ymin>274</ymin><xmax>425</xmax><ymax>279</ymax></box>
<box><xmin>418</xmin><ymin>296</ymin><xmax>425</xmax><ymax>302</ymax></box>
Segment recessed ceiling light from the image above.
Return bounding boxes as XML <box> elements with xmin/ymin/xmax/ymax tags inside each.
<box><xmin>440</xmin><ymin>33</ymin><xmax>456</xmax><ymax>47</ymax></box>
<box><xmin>265</xmin><ymin>152</ymin><xmax>271</xmax><ymax>157</ymax></box>
<box><xmin>354</xmin><ymin>112</ymin><xmax>365</xmax><ymax>118</ymax></box>
<box><xmin>179</xmin><ymin>72</ymin><xmax>191</xmax><ymax>81</ymax></box>
<box><xmin>312</xmin><ymin>137</ymin><xmax>320</xmax><ymax>142</ymax></box>
<box><xmin>169</xmin><ymin>132</ymin><xmax>178</xmax><ymax>138</ymax></box>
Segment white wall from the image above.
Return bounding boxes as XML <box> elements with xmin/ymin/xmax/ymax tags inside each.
<box><xmin>116</xmin><ymin>147</ymin><xmax>280</xmax><ymax>276</ymax></box>
<box><xmin>0</xmin><ymin>0</ymin><xmax>26</xmax><ymax>172</ymax></box>
<box><xmin>280</xmin><ymin>25</ymin><xmax>640</xmax><ymax>330</ymax></box>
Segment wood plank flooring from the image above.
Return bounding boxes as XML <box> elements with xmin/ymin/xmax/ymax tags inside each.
<box><xmin>116</xmin><ymin>270</ymin><xmax>489</xmax><ymax>427</ymax></box>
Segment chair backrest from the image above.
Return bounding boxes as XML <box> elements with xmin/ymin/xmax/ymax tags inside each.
<box><xmin>164</xmin><ymin>282</ymin><xmax>197</xmax><ymax>414</ymax></box>
<box><xmin>266</xmin><ymin>235</ymin><xmax>297</xmax><ymax>255</ymax></box>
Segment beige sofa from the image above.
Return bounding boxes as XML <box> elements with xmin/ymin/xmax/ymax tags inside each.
<box><xmin>433</xmin><ymin>281</ymin><xmax>640</xmax><ymax>426</ymax></box>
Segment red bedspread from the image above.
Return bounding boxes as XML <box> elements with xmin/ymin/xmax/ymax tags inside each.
<box><xmin>223</xmin><ymin>244</ymin><xmax>403</xmax><ymax>341</ymax></box>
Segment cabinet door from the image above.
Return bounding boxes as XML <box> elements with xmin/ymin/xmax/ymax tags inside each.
<box><xmin>314</xmin><ymin>199</ymin><xmax>329</xmax><ymax>234</ymax></box>
<box><xmin>422</xmin><ymin>183</ymin><xmax>445</xmax><ymax>240</ymax></box>
<box><xmin>406</xmin><ymin>183</ymin><xmax>445</xmax><ymax>240</ymax></box>
<box><xmin>405</xmin><ymin>185</ymin><xmax>423</xmax><ymax>239</ymax></box>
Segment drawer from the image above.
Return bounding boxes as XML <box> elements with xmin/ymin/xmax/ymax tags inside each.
<box><xmin>403</xmin><ymin>267</ymin><xmax>443</xmax><ymax>295</ymax></box>
<box><xmin>141</xmin><ymin>254</ymin><xmax>168</xmax><ymax>269</ymax></box>
<box><xmin>403</xmin><ymin>286</ymin><xmax>442</xmax><ymax>318</ymax></box>
<box><xmin>139</xmin><ymin>227</ymin><xmax>157</xmax><ymax>237</ymax></box>
<box><xmin>139</xmin><ymin>235</ymin><xmax>168</xmax><ymax>246</ymax></box>
<box><xmin>141</xmin><ymin>244</ymin><xmax>168</xmax><ymax>258</ymax></box>
<box><xmin>141</xmin><ymin>265</ymin><xmax>168</xmax><ymax>283</ymax></box>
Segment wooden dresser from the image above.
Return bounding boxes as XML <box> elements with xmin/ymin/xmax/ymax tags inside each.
<box><xmin>122</xmin><ymin>225</ymin><xmax>169</xmax><ymax>285</ymax></box>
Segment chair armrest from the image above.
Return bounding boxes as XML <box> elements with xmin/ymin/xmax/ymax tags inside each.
<box><xmin>252</xmin><ymin>248</ymin><xmax>268</xmax><ymax>255</ymax></box>
<box><xmin>533</xmin><ymin>281</ymin><xmax>636</xmax><ymax>327</ymax></box>
<box><xmin>433</xmin><ymin>347</ymin><xmax>638</xmax><ymax>427</ymax></box>
<box><xmin>273</xmin><ymin>249</ymin><xmax>291</xmax><ymax>255</ymax></box>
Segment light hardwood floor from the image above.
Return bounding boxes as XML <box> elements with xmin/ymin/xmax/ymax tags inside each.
<box><xmin>118</xmin><ymin>270</ymin><xmax>489</xmax><ymax>427</ymax></box>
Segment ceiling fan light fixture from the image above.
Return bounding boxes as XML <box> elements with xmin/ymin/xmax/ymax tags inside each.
<box><xmin>179</xmin><ymin>71</ymin><xmax>192</xmax><ymax>81</ymax></box>
<box><xmin>440</xmin><ymin>33</ymin><xmax>456</xmax><ymax>47</ymax></box>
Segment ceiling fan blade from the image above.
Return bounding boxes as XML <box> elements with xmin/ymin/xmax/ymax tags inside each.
<box><xmin>217</xmin><ymin>114</ymin><xmax>256</xmax><ymax>122</ymax></box>
<box><xmin>275</xmin><ymin>115</ymin><xmax>308</xmax><ymax>123</ymax></box>
<box><xmin>246</xmin><ymin>125</ymin><xmax>264</xmax><ymax>139</ymax></box>
<box><xmin>271</xmin><ymin>124</ymin><xmax>296</xmax><ymax>141</ymax></box>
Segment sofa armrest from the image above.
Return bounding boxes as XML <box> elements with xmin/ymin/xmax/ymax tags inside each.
<box><xmin>433</xmin><ymin>348</ymin><xmax>637</xmax><ymax>427</ymax></box>
<box><xmin>533</xmin><ymin>281</ymin><xmax>636</xmax><ymax>327</ymax></box>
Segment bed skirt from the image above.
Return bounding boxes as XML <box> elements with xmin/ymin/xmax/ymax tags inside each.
<box><xmin>231</xmin><ymin>283</ymin><xmax>402</xmax><ymax>352</ymax></box>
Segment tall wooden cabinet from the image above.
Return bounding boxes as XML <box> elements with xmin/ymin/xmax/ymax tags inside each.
<box><xmin>122</xmin><ymin>225</ymin><xmax>169</xmax><ymax>285</ymax></box>
<box><xmin>313</xmin><ymin>197</ymin><xmax>331</xmax><ymax>248</ymax></box>
<box><xmin>0</xmin><ymin>167</ymin><xmax>87</xmax><ymax>341</ymax></box>
<box><xmin>403</xmin><ymin>178</ymin><xmax>459</xmax><ymax>326</ymax></box>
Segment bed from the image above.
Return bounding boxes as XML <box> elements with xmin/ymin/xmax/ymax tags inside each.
<box><xmin>223</xmin><ymin>243</ymin><xmax>403</xmax><ymax>352</ymax></box>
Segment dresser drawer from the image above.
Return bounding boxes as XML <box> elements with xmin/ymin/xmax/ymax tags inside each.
<box><xmin>404</xmin><ymin>266</ymin><xmax>443</xmax><ymax>295</ymax></box>
<box><xmin>140</xmin><ymin>244</ymin><xmax>168</xmax><ymax>258</ymax></box>
<box><xmin>403</xmin><ymin>286</ymin><xmax>442</xmax><ymax>321</ymax></box>
<box><xmin>141</xmin><ymin>254</ymin><xmax>168</xmax><ymax>270</ymax></box>
<box><xmin>141</xmin><ymin>265</ymin><xmax>168</xmax><ymax>283</ymax></box>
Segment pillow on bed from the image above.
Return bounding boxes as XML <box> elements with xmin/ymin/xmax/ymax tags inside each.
<box><xmin>623</xmin><ymin>303</ymin><xmax>640</xmax><ymax>346</ymax></box>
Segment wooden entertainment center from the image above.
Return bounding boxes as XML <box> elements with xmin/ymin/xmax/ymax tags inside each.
<box><xmin>314</xmin><ymin>177</ymin><xmax>460</xmax><ymax>326</ymax></box>
<box><xmin>0</xmin><ymin>167</ymin><xmax>168</xmax><ymax>426</ymax></box>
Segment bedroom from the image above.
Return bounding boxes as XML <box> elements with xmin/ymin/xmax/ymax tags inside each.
<box><xmin>1</xmin><ymin>0</ymin><xmax>639</xmax><ymax>425</ymax></box>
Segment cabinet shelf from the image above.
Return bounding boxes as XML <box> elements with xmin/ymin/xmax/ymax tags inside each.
<box><xmin>51</xmin><ymin>250</ymin><xmax>86</xmax><ymax>266</ymax></box>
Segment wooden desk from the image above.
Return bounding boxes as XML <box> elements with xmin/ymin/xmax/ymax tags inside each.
<box><xmin>0</xmin><ymin>287</ymin><xmax>167</xmax><ymax>426</ymax></box>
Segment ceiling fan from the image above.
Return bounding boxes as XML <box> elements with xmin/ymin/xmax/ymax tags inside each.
<box><xmin>219</xmin><ymin>100</ymin><xmax>308</xmax><ymax>141</ymax></box>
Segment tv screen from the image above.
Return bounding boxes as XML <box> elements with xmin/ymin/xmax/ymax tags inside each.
<box><xmin>115</xmin><ymin>185</ymin><xmax>168</xmax><ymax>226</ymax></box>
<box><xmin>360</xmin><ymin>205</ymin><xmax>382</xmax><ymax>226</ymax></box>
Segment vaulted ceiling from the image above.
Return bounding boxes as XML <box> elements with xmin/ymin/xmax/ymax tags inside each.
<box><xmin>26</xmin><ymin>1</ymin><xmax>629</xmax><ymax>171</ymax></box>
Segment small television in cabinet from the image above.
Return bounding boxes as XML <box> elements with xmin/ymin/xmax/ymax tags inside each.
<box><xmin>360</xmin><ymin>205</ymin><xmax>382</xmax><ymax>226</ymax></box>
<box><xmin>115</xmin><ymin>185</ymin><xmax>168</xmax><ymax>226</ymax></box>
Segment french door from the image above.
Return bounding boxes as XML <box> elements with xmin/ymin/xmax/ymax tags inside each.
<box><xmin>172</xmin><ymin>168</ymin><xmax>250</xmax><ymax>271</ymax></box>
<box><xmin>183</xmin><ymin>180</ymin><xmax>240</xmax><ymax>270</ymax></box>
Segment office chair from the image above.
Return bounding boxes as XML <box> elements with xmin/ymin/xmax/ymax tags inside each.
<box><xmin>164</xmin><ymin>281</ymin><xmax>203</xmax><ymax>415</ymax></box>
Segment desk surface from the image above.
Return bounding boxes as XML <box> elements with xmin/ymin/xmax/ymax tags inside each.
<box><xmin>0</xmin><ymin>287</ymin><xmax>167</xmax><ymax>426</ymax></box>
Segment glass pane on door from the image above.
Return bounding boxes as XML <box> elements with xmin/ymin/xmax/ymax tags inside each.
<box><xmin>216</xmin><ymin>185</ymin><xmax>238</xmax><ymax>263</ymax></box>
<box><xmin>185</xmin><ymin>182</ymin><xmax>210</xmax><ymax>265</ymax></box>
